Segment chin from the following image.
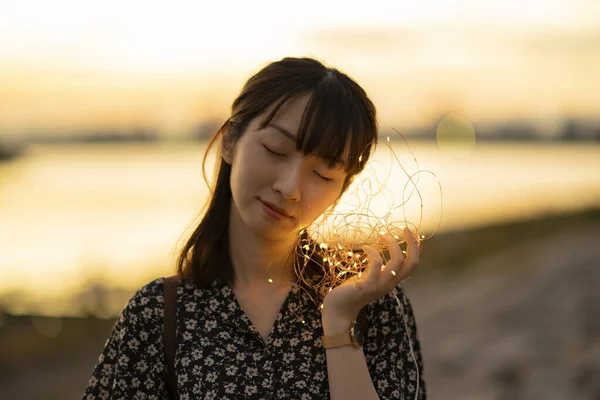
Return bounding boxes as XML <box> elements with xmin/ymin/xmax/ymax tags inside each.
<box><xmin>246</xmin><ymin>222</ymin><xmax>296</xmax><ymax>243</ymax></box>
<box><xmin>234</xmin><ymin>198</ymin><xmax>301</xmax><ymax>241</ymax></box>
<box><xmin>252</xmin><ymin>213</ymin><xmax>299</xmax><ymax>241</ymax></box>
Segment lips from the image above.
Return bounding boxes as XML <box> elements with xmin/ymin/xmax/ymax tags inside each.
<box><xmin>260</xmin><ymin>199</ymin><xmax>292</xmax><ymax>218</ymax></box>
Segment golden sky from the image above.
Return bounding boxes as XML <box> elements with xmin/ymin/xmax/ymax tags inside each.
<box><xmin>1</xmin><ymin>0</ymin><xmax>599</xmax><ymax>136</ymax></box>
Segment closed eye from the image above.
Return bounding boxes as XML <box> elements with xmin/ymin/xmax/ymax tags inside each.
<box><xmin>314</xmin><ymin>172</ymin><xmax>333</xmax><ymax>182</ymax></box>
<box><xmin>263</xmin><ymin>144</ymin><xmax>286</xmax><ymax>158</ymax></box>
<box><xmin>264</xmin><ymin>144</ymin><xmax>332</xmax><ymax>182</ymax></box>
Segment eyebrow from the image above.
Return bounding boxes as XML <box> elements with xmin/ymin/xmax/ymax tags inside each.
<box><xmin>267</xmin><ymin>122</ymin><xmax>296</xmax><ymax>141</ymax></box>
<box><xmin>267</xmin><ymin>122</ymin><xmax>348</xmax><ymax>168</ymax></box>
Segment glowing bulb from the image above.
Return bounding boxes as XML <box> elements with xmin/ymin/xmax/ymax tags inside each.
<box><xmin>329</xmin><ymin>287</ymin><xmax>332</xmax><ymax>292</ymax></box>
<box><xmin>320</xmin><ymin>304</ymin><xmax>324</xmax><ymax>310</ymax></box>
<box><xmin>358</xmin><ymin>155</ymin><xmax>363</xmax><ymax>162</ymax></box>
<box><xmin>386</xmin><ymin>136</ymin><xmax>390</xmax><ymax>142</ymax></box>
<box><xmin>358</xmin><ymin>271</ymin><xmax>362</xmax><ymax>278</ymax></box>
<box><xmin>323</xmin><ymin>257</ymin><xmax>328</xmax><ymax>262</ymax></box>
<box><xmin>303</xmin><ymin>245</ymin><xmax>310</xmax><ymax>250</ymax></box>
<box><xmin>268</xmin><ymin>279</ymin><xmax>273</xmax><ymax>283</ymax></box>
<box><xmin>302</xmin><ymin>320</ymin><xmax>305</xmax><ymax>323</ymax></box>
<box><xmin>391</xmin><ymin>270</ymin><xmax>396</xmax><ymax>276</ymax></box>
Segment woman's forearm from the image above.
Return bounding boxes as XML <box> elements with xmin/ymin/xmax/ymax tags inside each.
<box><xmin>322</xmin><ymin>314</ymin><xmax>380</xmax><ymax>400</ymax></box>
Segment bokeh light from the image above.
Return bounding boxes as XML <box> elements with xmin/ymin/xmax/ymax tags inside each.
<box><xmin>436</xmin><ymin>113</ymin><xmax>477</xmax><ymax>156</ymax></box>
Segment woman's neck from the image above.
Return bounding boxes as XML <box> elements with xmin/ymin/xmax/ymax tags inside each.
<box><xmin>228</xmin><ymin>205</ymin><xmax>298</xmax><ymax>290</ymax></box>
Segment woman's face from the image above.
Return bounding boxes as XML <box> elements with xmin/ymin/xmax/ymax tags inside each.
<box><xmin>226</xmin><ymin>94</ymin><xmax>349</xmax><ymax>241</ymax></box>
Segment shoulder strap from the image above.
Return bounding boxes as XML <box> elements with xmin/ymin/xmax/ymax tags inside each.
<box><xmin>163</xmin><ymin>275</ymin><xmax>179</xmax><ymax>399</ymax></box>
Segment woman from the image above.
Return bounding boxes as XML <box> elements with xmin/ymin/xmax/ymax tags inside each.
<box><xmin>83</xmin><ymin>57</ymin><xmax>426</xmax><ymax>400</ymax></box>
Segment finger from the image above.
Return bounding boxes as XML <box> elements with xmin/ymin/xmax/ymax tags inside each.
<box><xmin>379</xmin><ymin>232</ymin><xmax>404</xmax><ymax>263</ymax></box>
<box><xmin>378</xmin><ymin>232</ymin><xmax>404</xmax><ymax>284</ymax></box>
<box><xmin>362</xmin><ymin>245</ymin><xmax>383</xmax><ymax>286</ymax></box>
<box><xmin>404</xmin><ymin>228</ymin><xmax>419</xmax><ymax>264</ymax></box>
<box><xmin>401</xmin><ymin>227</ymin><xmax>420</xmax><ymax>273</ymax></box>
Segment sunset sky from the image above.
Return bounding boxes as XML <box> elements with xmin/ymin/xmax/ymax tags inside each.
<box><xmin>1</xmin><ymin>0</ymin><xmax>599</xmax><ymax>136</ymax></box>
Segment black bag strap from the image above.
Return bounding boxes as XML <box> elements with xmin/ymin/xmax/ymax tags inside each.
<box><xmin>163</xmin><ymin>275</ymin><xmax>179</xmax><ymax>399</ymax></box>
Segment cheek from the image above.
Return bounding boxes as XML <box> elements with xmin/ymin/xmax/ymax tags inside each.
<box><xmin>231</xmin><ymin>144</ymin><xmax>271</xmax><ymax>194</ymax></box>
<box><xmin>299</xmin><ymin>185</ymin><xmax>343</xmax><ymax>221</ymax></box>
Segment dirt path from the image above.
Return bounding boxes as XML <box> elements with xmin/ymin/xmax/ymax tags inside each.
<box><xmin>0</xmin><ymin>344</ymin><xmax>102</xmax><ymax>400</ymax></box>
<box><xmin>404</xmin><ymin>219</ymin><xmax>600</xmax><ymax>400</ymax></box>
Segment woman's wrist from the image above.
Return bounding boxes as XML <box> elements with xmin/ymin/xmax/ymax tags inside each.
<box><xmin>321</xmin><ymin>308</ymin><xmax>356</xmax><ymax>335</ymax></box>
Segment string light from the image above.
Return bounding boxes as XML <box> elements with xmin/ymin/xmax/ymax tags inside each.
<box><xmin>262</xmin><ymin>130</ymin><xmax>430</xmax><ymax>400</ymax></box>
<box><xmin>266</xmin><ymin>128</ymin><xmax>442</xmax><ymax>318</ymax></box>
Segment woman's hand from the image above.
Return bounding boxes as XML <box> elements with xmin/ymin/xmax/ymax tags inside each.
<box><xmin>321</xmin><ymin>227</ymin><xmax>421</xmax><ymax>331</ymax></box>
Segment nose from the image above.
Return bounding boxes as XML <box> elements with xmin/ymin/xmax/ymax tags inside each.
<box><xmin>272</xmin><ymin>161</ymin><xmax>302</xmax><ymax>202</ymax></box>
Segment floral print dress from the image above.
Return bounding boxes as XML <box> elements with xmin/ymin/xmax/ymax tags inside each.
<box><xmin>83</xmin><ymin>277</ymin><xmax>426</xmax><ymax>399</ymax></box>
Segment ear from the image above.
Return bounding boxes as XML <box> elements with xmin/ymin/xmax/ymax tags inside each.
<box><xmin>221</xmin><ymin>125</ymin><xmax>236</xmax><ymax>164</ymax></box>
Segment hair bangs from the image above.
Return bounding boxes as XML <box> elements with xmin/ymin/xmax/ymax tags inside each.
<box><xmin>295</xmin><ymin>84</ymin><xmax>371</xmax><ymax>176</ymax></box>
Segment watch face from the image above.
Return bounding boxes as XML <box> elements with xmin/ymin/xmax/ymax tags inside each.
<box><xmin>352</xmin><ymin>322</ymin><xmax>364</xmax><ymax>347</ymax></box>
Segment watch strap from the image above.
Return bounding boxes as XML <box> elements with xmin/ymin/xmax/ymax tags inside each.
<box><xmin>321</xmin><ymin>331</ymin><xmax>353</xmax><ymax>349</ymax></box>
<box><xmin>321</xmin><ymin>321</ymin><xmax>362</xmax><ymax>349</ymax></box>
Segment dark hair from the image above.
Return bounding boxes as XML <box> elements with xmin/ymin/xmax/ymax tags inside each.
<box><xmin>176</xmin><ymin>57</ymin><xmax>378</xmax><ymax>289</ymax></box>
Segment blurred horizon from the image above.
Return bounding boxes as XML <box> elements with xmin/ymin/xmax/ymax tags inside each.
<box><xmin>1</xmin><ymin>0</ymin><xmax>600</xmax><ymax>139</ymax></box>
<box><xmin>1</xmin><ymin>140</ymin><xmax>599</xmax><ymax>318</ymax></box>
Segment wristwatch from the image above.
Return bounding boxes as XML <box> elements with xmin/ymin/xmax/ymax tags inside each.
<box><xmin>321</xmin><ymin>321</ymin><xmax>364</xmax><ymax>349</ymax></box>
